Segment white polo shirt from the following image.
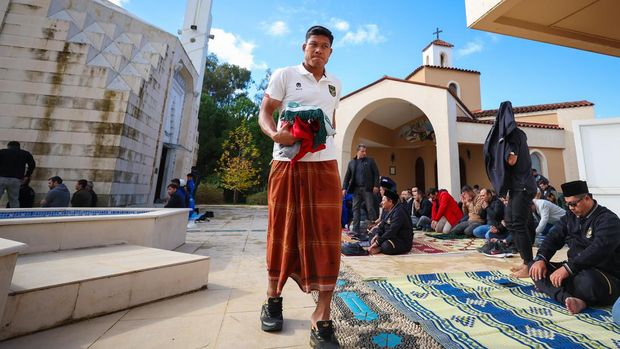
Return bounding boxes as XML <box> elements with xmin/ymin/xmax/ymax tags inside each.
<box><xmin>266</xmin><ymin>64</ymin><xmax>341</xmax><ymax>162</ymax></box>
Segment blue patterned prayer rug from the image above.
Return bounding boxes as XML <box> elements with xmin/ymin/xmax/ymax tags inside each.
<box><xmin>369</xmin><ymin>270</ymin><xmax>620</xmax><ymax>349</ymax></box>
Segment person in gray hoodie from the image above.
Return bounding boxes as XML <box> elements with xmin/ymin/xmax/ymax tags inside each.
<box><xmin>41</xmin><ymin>176</ymin><xmax>70</xmax><ymax>207</ymax></box>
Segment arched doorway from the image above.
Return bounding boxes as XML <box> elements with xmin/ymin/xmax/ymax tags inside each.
<box><xmin>415</xmin><ymin>157</ymin><xmax>425</xmax><ymax>190</ymax></box>
<box><xmin>459</xmin><ymin>157</ymin><xmax>467</xmax><ymax>188</ymax></box>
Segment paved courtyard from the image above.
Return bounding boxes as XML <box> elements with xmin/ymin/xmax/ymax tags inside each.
<box><xmin>0</xmin><ymin>205</ymin><xmax>562</xmax><ymax>349</ymax></box>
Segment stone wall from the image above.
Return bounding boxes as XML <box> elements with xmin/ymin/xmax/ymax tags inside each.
<box><xmin>0</xmin><ymin>0</ymin><xmax>199</xmax><ymax>206</ymax></box>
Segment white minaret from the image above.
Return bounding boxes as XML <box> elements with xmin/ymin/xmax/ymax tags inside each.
<box><xmin>181</xmin><ymin>0</ymin><xmax>214</xmax><ymax>93</ymax></box>
<box><xmin>422</xmin><ymin>28</ymin><xmax>454</xmax><ymax>67</ymax></box>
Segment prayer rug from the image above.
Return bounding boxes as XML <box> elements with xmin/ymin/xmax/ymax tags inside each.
<box><xmin>369</xmin><ymin>270</ymin><xmax>620</xmax><ymax>349</ymax></box>
<box><xmin>417</xmin><ymin>233</ymin><xmax>486</xmax><ymax>252</ymax></box>
<box><xmin>313</xmin><ymin>266</ymin><xmax>442</xmax><ymax>349</ymax></box>
<box><xmin>410</xmin><ymin>240</ymin><xmax>451</xmax><ymax>254</ymax></box>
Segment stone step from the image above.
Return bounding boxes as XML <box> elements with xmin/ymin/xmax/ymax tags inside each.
<box><xmin>0</xmin><ymin>244</ymin><xmax>210</xmax><ymax>340</ymax></box>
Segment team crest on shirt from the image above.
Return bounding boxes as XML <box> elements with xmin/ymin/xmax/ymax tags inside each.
<box><xmin>328</xmin><ymin>84</ymin><xmax>336</xmax><ymax>97</ymax></box>
<box><xmin>586</xmin><ymin>228</ymin><xmax>592</xmax><ymax>239</ymax></box>
<box><xmin>296</xmin><ymin>82</ymin><xmax>302</xmax><ymax>90</ymax></box>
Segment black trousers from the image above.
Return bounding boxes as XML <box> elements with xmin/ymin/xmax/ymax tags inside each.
<box><xmin>351</xmin><ymin>187</ymin><xmax>377</xmax><ymax>231</ymax></box>
<box><xmin>529</xmin><ymin>261</ymin><xmax>620</xmax><ymax>306</ymax></box>
<box><xmin>380</xmin><ymin>238</ymin><xmax>412</xmax><ymax>255</ymax></box>
<box><xmin>507</xmin><ymin>190</ymin><xmax>535</xmax><ymax>263</ymax></box>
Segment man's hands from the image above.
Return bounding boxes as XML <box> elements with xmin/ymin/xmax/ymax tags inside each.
<box><xmin>507</xmin><ymin>152</ymin><xmax>518</xmax><ymax>166</ymax></box>
<box><xmin>272</xmin><ymin>123</ymin><xmax>297</xmax><ymax>145</ymax></box>
<box><xmin>550</xmin><ymin>266</ymin><xmax>570</xmax><ymax>287</ymax></box>
<box><xmin>529</xmin><ymin>260</ymin><xmax>547</xmax><ymax>281</ymax></box>
<box><xmin>368</xmin><ymin>235</ymin><xmax>380</xmax><ymax>255</ymax></box>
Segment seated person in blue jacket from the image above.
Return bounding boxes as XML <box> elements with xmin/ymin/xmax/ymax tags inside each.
<box><xmin>529</xmin><ymin>180</ymin><xmax>620</xmax><ymax>315</ymax></box>
<box><xmin>368</xmin><ymin>189</ymin><xmax>413</xmax><ymax>255</ymax></box>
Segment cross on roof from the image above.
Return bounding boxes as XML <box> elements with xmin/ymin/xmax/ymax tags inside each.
<box><xmin>433</xmin><ymin>27</ymin><xmax>442</xmax><ymax>40</ymax></box>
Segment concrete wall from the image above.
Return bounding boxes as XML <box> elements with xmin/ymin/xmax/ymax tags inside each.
<box><xmin>0</xmin><ymin>0</ymin><xmax>200</xmax><ymax>206</ymax></box>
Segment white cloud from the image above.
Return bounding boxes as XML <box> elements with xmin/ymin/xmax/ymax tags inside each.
<box><xmin>265</xmin><ymin>21</ymin><xmax>289</xmax><ymax>37</ymax></box>
<box><xmin>487</xmin><ymin>33</ymin><xmax>501</xmax><ymax>43</ymax></box>
<box><xmin>330</xmin><ymin>18</ymin><xmax>350</xmax><ymax>32</ymax></box>
<box><xmin>338</xmin><ymin>24</ymin><xmax>385</xmax><ymax>46</ymax></box>
<box><xmin>457</xmin><ymin>40</ymin><xmax>484</xmax><ymax>57</ymax></box>
<box><xmin>108</xmin><ymin>0</ymin><xmax>129</xmax><ymax>7</ymax></box>
<box><xmin>209</xmin><ymin>28</ymin><xmax>267</xmax><ymax>70</ymax></box>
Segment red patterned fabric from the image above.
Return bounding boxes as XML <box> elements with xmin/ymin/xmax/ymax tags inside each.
<box><xmin>266</xmin><ymin>160</ymin><xmax>341</xmax><ymax>293</ymax></box>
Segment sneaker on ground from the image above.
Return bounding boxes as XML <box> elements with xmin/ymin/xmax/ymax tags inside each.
<box><xmin>483</xmin><ymin>242</ymin><xmax>514</xmax><ymax>258</ymax></box>
<box><xmin>260</xmin><ymin>297</ymin><xmax>283</xmax><ymax>332</ymax></box>
<box><xmin>310</xmin><ymin>320</ymin><xmax>340</xmax><ymax>349</ymax></box>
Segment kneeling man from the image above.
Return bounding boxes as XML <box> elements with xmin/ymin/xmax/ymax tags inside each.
<box><xmin>529</xmin><ymin>180</ymin><xmax>620</xmax><ymax>314</ymax></box>
<box><xmin>368</xmin><ymin>190</ymin><xmax>413</xmax><ymax>255</ymax></box>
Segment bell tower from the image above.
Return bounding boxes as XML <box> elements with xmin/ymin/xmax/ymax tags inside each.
<box><xmin>422</xmin><ymin>28</ymin><xmax>454</xmax><ymax>67</ymax></box>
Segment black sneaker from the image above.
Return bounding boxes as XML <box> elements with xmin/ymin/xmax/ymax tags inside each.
<box><xmin>310</xmin><ymin>320</ymin><xmax>340</xmax><ymax>348</ymax></box>
<box><xmin>260</xmin><ymin>297</ymin><xmax>283</xmax><ymax>332</ymax></box>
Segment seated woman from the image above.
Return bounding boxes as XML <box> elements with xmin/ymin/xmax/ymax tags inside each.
<box><xmin>368</xmin><ymin>190</ymin><xmax>413</xmax><ymax>255</ymax></box>
<box><xmin>428</xmin><ymin>188</ymin><xmax>462</xmax><ymax>233</ymax></box>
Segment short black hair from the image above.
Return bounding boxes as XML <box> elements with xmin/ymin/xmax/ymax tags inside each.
<box><xmin>428</xmin><ymin>187</ymin><xmax>438</xmax><ymax>195</ymax></box>
<box><xmin>167</xmin><ymin>183</ymin><xmax>178</xmax><ymax>190</ymax></box>
<box><xmin>171</xmin><ymin>178</ymin><xmax>181</xmax><ymax>186</ymax></box>
<box><xmin>77</xmin><ymin>179</ymin><xmax>88</xmax><ymax>188</ymax></box>
<box><xmin>7</xmin><ymin>141</ymin><xmax>20</xmax><ymax>148</ymax></box>
<box><xmin>305</xmin><ymin>25</ymin><xmax>333</xmax><ymax>45</ymax></box>
<box><xmin>186</xmin><ymin>173</ymin><xmax>193</xmax><ymax>178</ymax></box>
<box><xmin>357</xmin><ymin>143</ymin><xmax>367</xmax><ymax>150</ymax></box>
<box><xmin>49</xmin><ymin>176</ymin><xmax>63</xmax><ymax>184</ymax></box>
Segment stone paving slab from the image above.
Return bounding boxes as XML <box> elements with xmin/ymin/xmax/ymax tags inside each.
<box><xmin>0</xmin><ymin>205</ymin><xmax>564</xmax><ymax>349</ymax></box>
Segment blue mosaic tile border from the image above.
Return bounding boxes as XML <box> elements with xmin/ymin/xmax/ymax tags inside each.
<box><xmin>0</xmin><ymin>210</ymin><xmax>151</xmax><ymax>220</ymax></box>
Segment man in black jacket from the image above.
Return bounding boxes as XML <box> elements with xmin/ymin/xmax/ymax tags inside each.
<box><xmin>368</xmin><ymin>190</ymin><xmax>413</xmax><ymax>255</ymax></box>
<box><xmin>164</xmin><ymin>183</ymin><xmax>186</xmax><ymax>208</ymax></box>
<box><xmin>412</xmin><ymin>188</ymin><xmax>433</xmax><ymax>229</ymax></box>
<box><xmin>484</xmin><ymin>101</ymin><xmax>537</xmax><ymax>278</ymax></box>
<box><xmin>529</xmin><ymin>180</ymin><xmax>620</xmax><ymax>315</ymax></box>
<box><xmin>342</xmin><ymin>144</ymin><xmax>380</xmax><ymax>233</ymax></box>
<box><xmin>0</xmin><ymin>141</ymin><xmax>36</xmax><ymax>208</ymax></box>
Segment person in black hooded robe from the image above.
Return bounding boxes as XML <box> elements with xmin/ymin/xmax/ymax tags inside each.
<box><xmin>484</xmin><ymin>101</ymin><xmax>537</xmax><ymax>278</ymax></box>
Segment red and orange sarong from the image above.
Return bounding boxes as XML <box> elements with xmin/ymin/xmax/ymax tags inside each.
<box><xmin>266</xmin><ymin>160</ymin><xmax>342</xmax><ymax>294</ymax></box>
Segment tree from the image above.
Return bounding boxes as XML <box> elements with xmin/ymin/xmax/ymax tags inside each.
<box><xmin>202</xmin><ymin>54</ymin><xmax>253</xmax><ymax>106</ymax></box>
<box><xmin>217</xmin><ymin>120</ymin><xmax>261</xmax><ymax>203</ymax></box>
<box><xmin>197</xmin><ymin>55</ymin><xmax>253</xmax><ymax>176</ymax></box>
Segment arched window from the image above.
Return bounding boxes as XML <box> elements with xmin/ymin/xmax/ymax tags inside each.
<box><xmin>530</xmin><ymin>151</ymin><xmax>547</xmax><ymax>177</ymax></box>
<box><xmin>434</xmin><ymin>161</ymin><xmax>438</xmax><ymax>188</ymax></box>
<box><xmin>415</xmin><ymin>157</ymin><xmax>425</xmax><ymax>190</ymax></box>
<box><xmin>440</xmin><ymin>53</ymin><xmax>446</xmax><ymax>67</ymax></box>
<box><xmin>459</xmin><ymin>157</ymin><xmax>467</xmax><ymax>188</ymax></box>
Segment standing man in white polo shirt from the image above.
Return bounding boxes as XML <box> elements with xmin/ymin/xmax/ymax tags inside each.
<box><xmin>258</xmin><ymin>25</ymin><xmax>341</xmax><ymax>349</ymax></box>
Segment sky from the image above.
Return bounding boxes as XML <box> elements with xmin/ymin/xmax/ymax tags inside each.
<box><xmin>115</xmin><ymin>0</ymin><xmax>619</xmax><ymax>118</ymax></box>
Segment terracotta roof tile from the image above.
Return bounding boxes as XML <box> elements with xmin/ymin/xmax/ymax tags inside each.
<box><xmin>473</xmin><ymin>101</ymin><xmax>594</xmax><ymax>118</ymax></box>
<box><xmin>456</xmin><ymin>116</ymin><xmax>564</xmax><ymax>130</ymax></box>
<box><xmin>422</xmin><ymin>39</ymin><xmax>454</xmax><ymax>51</ymax></box>
<box><xmin>405</xmin><ymin>65</ymin><xmax>480</xmax><ymax>80</ymax></box>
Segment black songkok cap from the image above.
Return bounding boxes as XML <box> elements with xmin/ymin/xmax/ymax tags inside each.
<box><xmin>561</xmin><ymin>180</ymin><xmax>589</xmax><ymax>197</ymax></box>
<box><xmin>380</xmin><ymin>176</ymin><xmax>396</xmax><ymax>191</ymax></box>
<box><xmin>384</xmin><ymin>189</ymin><xmax>399</xmax><ymax>203</ymax></box>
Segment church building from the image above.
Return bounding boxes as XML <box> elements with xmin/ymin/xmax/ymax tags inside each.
<box><xmin>335</xmin><ymin>37</ymin><xmax>595</xmax><ymax>196</ymax></box>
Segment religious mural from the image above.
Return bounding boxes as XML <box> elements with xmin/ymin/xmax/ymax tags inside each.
<box><xmin>399</xmin><ymin>117</ymin><xmax>435</xmax><ymax>143</ymax></box>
